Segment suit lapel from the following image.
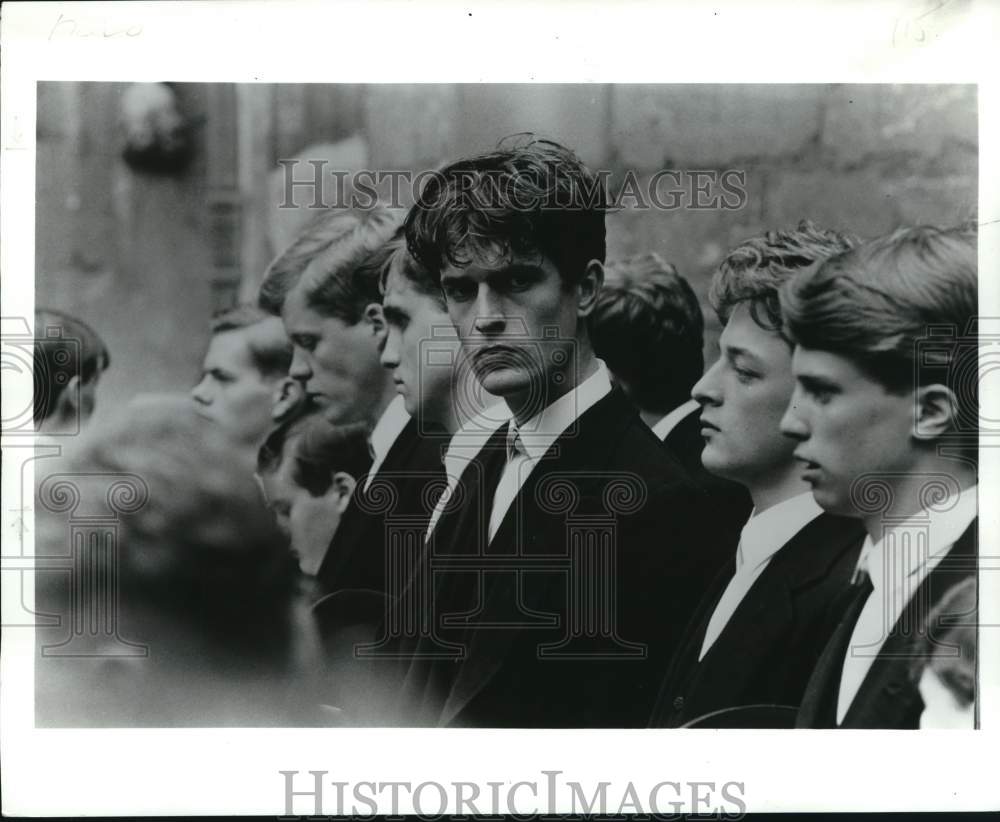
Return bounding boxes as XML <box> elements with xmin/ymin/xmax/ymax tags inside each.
<box><xmin>440</xmin><ymin>389</ymin><xmax>638</xmax><ymax>725</ymax></box>
<box><xmin>686</xmin><ymin>515</ymin><xmax>852</xmax><ymax>703</ymax></box>
<box><xmin>840</xmin><ymin>518</ymin><xmax>977</xmax><ymax>728</ymax></box>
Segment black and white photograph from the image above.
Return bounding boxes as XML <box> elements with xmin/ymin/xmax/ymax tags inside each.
<box><xmin>1</xmin><ymin>1</ymin><xmax>997</xmax><ymax>817</ymax></box>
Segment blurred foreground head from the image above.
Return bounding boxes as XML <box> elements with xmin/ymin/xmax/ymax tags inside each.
<box><xmin>35</xmin><ymin>396</ymin><xmax>316</xmax><ymax>726</ymax></box>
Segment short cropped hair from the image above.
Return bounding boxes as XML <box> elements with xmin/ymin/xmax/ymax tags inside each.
<box><xmin>259</xmin><ymin>209</ymin><xmax>382</xmax><ymax>315</ymax></box>
<box><xmin>258</xmin><ymin>406</ymin><xmax>372</xmax><ymax>497</ymax></box>
<box><xmin>404</xmin><ymin>135</ymin><xmax>608</xmax><ymax>287</ymax></box>
<box><xmin>210</xmin><ymin>304</ymin><xmax>292</xmax><ymax>379</ymax></box>
<box><xmin>709</xmin><ymin>220</ymin><xmax>858</xmax><ymax>336</ymax></box>
<box><xmin>379</xmin><ymin>241</ymin><xmax>447</xmax><ymax>311</ymax></box>
<box><xmin>781</xmin><ymin>224</ymin><xmax>978</xmax><ymax>403</ymax></box>
<box><xmin>33</xmin><ymin>308</ymin><xmax>110</xmax><ymax>423</ymax></box>
<box><xmin>297</xmin><ymin>206</ymin><xmax>402</xmax><ymax>324</ymax></box>
<box><xmin>590</xmin><ymin>253</ymin><xmax>704</xmax><ymax>413</ymax></box>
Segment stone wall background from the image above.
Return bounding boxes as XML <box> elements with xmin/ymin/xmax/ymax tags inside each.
<box><xmin>35</xmin><ymin>83</ymin><xmax>977</xmax><ymax>418</ymax></box>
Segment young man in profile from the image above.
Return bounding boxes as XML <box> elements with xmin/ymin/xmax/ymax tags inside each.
<box><xmin>279</xmin><ymin>211</ymin><xmax>444</xmax><ymax>597</ymax></box>
<box><xmin>590</xmin><ymin>251</ymin><xmax>750</xmax><ymax>548</ymax></box>
<box><xmin>399</xmin><ymin>137</ymin><xmax>710</xmax><ymax>728</ymax></box>
<box><xmin>258</xmin><ymin>208</ymin><xmax>378</xmax><ymax>422</ymax></box>
<box><xmin>780</xmin><ymin>224</ymin><xmax>978</xmax><ymax>729</ymax></box>
<box><xmin>379</xmin><ymin>243</ymin><xmax>514</xmax><ymax>524</ymax></box>
<box><xmin>190</xmin><ymin>304</ymin><xmax>292</xmax><ymax>456</ymax></box>
<box><xmin>651</xmin><ymin>222</ymin><xmax>866</xmax><ymax>729</ymax></box>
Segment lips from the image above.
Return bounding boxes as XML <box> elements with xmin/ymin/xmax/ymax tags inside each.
<box><xmin>472</xmin><ymin>346</ymin><xmax>526</xmax><ymax>375</ymax></box>
<box><xmin>699</xmin><ymin>416</ymin><xmax>721</xmax><ymax>436</ymax></box>
<box><xmin>474</xmin><ymin>344</ymin><xmax>520</xmax><ymax>361</ymax></box>
<box><xmin>794</xmin><ymin>451</ymin><xmax>822</xmax><ymax>481</ymax></box>
<box><xmin>793</xmin><ymin>450</ymin><xmax>820</xmax><ymax>469</ymax></box>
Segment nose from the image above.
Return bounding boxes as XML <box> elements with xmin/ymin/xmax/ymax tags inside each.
<box><xmin>471</xmin><ymin>286</ymin><xmax>507</xmax><ymax>336</ymax></box>
<box><xmin>190</xmin><ymin>376</ymin><xmax>211</xmax><ymax>406</ymax></box>
<box><xmin>380</xmin><ymin>328</ymin><xmax>400</xmax><ymax>370</ymax></box>
<box><xmin>691</xmin><ymin>357</ymin><xmax>723</xmax><ymax>407</ymax></box>
<box><xmin>779</xmin><ymin>385</ymin><xmax>809</xmax><ymax>441</ymax></box>
<box><xmin>289</xmin><ymin>347</ymin><xmax>312</xmax><ymax>381</ymax></box>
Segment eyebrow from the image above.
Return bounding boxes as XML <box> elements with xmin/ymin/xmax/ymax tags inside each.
<box><xmin>487</xmin><ymin>263</ymin><xmax>544</xmax><ymax>284</ymax></box>
<box><xmin>382</xmin><ymin>304</ymin><xmax>409</xmax><ymax>325</ymax></box>
<box><xmin>722</xmin><ymin>344</ymin><xmax>764</xmax><ymax>368</ymax></box>
<box><xmin>797</xmin><ymin>373</ymin><xmax>841</xmax><ymax>391</ymax></box>
<box><xmin>440</xmin><ymin>263</ymin><xmax>544</xmax><ymax>285</ymax></box>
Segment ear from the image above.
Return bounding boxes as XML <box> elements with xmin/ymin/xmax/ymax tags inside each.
<box><xmin>364</xmin><ymin>303</ymin><xmax>386</xmax><ymax>337</ymax></box>
<box><xmin>330</xmin><ymin>472</ymin><xmax>357</xmax><ymax>513</ymax></box>
<box><xmin>576</xmin><ymin>259</ymin><xmax>605</xmax><ymax>318</ymax></box>
<box><xmin>913</xmin><ymin>383</ymin><xmax>960</xmax><ymax>442</ymax></box>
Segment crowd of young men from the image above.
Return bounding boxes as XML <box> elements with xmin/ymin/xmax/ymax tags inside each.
<box><xmin>38</xmin><ymin>136</ymin><xmax>979</xmax><ymax>729</ymax></box>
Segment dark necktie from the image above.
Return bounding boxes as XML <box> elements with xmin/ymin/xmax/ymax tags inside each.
<box><xmin>428</xmin><ymin>421</ymin><xmax>511</xmax><ymax>563</ymax></box>
<box><xmin>798</xmin><ymin>568</ymin><xmax>874</xmax><ymax>728</ymax></box>
<box><xmin>404</xmin><ymin>422</ymin><xmax>510</xmax><ymax>724</ymax></box>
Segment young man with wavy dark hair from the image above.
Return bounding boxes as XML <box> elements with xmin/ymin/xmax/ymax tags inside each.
<box><xmin>398</xmin><ymin>136</ymin><xmax>712</xmax><ymax>728</ymax></box>
<box><xmin>780</xmin><ymin>223</ymin><xmax>978</xmax><ymax>729</ymax></box>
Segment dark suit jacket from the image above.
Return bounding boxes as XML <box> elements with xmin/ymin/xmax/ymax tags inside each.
<box><xmin>402</xmin><ymin>387</ymin><xmax>723</xmax><ymax>728</ymax></box>
<box><xmin>651</xmin><ymin>512</ymin><xmax>865</xmax><ymax>728</ymax></box>
<box><xmin>315</xmin><ymin>417</ymin><xmax>446</xmax><ymax>598</ymax></box>
<box><xmin>661</xmin><ymin>404</ymin><xmax>752</xmax><ymax>550</ymax></box>
<box><xmin>796</xmin><ymin>518</ymin><xmax>977</xmax><ymax>729</ymax></box>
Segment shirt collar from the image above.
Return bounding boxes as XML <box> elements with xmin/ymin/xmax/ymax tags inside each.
<box><xmin>650</xmin><ymin>399</ymin><xmax>701</xmax><ymax>441</ymax></box>
<box><xmin>368</xmin><ymin>395</ymin><xmax>410</xmax><ymax>465</ymax></box>
<box><xmin>738</xmin><ymin>492</ymin><xmax>824</xmax><ymax>572</ymax></box>
<box><xmin>856</xmin><ymin>484</ymin><xmax>977</xmax><ymax>591</ymax></box>
<box><xmin>511</xmin><ymin>359</ymin><xmax>612</xmax><ymax>461</ymax></box>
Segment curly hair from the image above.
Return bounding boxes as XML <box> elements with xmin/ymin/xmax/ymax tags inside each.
<box><xmin>404</xmin><ymin>135</ymin><xmax>608</xmax><ymax>288</ymax></box>
<box><xmin>709</xmin><ymin>220</ymin><xmax>858</xmax><ymax>337</ymax></box>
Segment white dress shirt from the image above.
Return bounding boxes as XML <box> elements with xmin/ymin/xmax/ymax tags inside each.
<box><xmin>698</xmin><ymin>491</ymin><xmax>824</xmax><ymax>660</ymax></box>
<box><xmin>836</xmin><ymin>483</ymin><xmax>977</xmax><ymax>723</ymax></box>
<box><xmin>363</xmin><ymin>395</ymin><xmax>410</xmax><ymax>492</ymax></box>
<box><xmin>650</xmin><ymin>398</ymin><xmax>701</xmax><ymax>442</ymax></box>
<box><xmin>487</xmin><ymin>360</ymin><xmax>613</xmax><ymax>542</ymax></box>
<box><xmin>424</xmin><ymin>402</ymin><xmax>513</xmax><ymax>540</ymax></box>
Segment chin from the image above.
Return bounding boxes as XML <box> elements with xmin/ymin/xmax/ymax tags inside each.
<box><xmin>810</xmin><ymin>484</ymin><xmax>850</xmax><ymax>516</ymax></box>
<box><xmin>699</xmin><ymin>447</ymin><xmax>736</xmax><ymax>482</ymax></box>
<box><xmin>475</xmin><ymin>367</ymin><xmax>530</xmax><ymax>398</ymax></box>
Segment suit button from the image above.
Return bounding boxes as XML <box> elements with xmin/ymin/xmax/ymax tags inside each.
<box><xmin>672</xmin><ymin>696</ymin><xmax>684</xmax><ymax>712</ymax></box>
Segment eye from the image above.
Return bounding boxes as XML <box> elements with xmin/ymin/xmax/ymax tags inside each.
<box><xmin>442</xmin><ymin>281</ymin><xmax>474</xmax><ymax>302</ymax></box>
<box><xmin>294</xmin><ymin>335</ymin><xmax>317</xmax><ymax>352</ymax></box>
<box><xmin>807</xmin><ymin>386</ymin><xmax>835</xmax><ymax>405</ymax></box>
<box><xmin>733</xmin><ymin>366</ymin><xmax>759</xmax><ymax>384</ymax></box>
